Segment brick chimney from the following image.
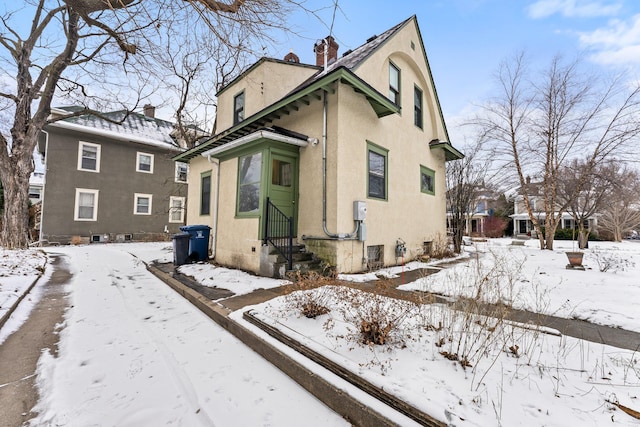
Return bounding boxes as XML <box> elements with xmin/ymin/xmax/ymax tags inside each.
<box><xmin>143</xmin><ymin>104</ymin><xmax>155</xmax><ymax>118</ymax></box>
<box><xmin>284</xmin><ymin>49</ymin><xmax>300</xmax><ymax>63</ymax></box>
<box><xmin>314</xmin><ymin>36</ymin><xmax>339</xmax><ymax>68</ymax></box>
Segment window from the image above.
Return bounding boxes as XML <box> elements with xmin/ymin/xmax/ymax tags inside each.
<box><xmin>367</xmin><ymin>245</ymin><xmax>384</xmax><ymax>270</ymax></box>
<box><xmin>420</xmin><ymin>165</ymin><xmax>435</xmax><ymax>195</ymax></box>
<box><xmin>74</xmin><ymin>188</ymin><xmax>98</xmax><ymax>221</ymax></box>
<box><xmin>175</xmin><ymin>162</ymin><xmax>188</xmax><ymax>183</ymax></box>
<box><xmin>169</xmin><ymin>196</ymin><xmax>185</xmax><ymax>223</ymax></box>
<box><xmin>272</xmin><ymin>159</ymin><xmax>292</xmax><ymax>187</ymax></box>
<box><xmin>389</xmin><ymin>62</ymin><xmax>400</xmax><ymax>105</ymax></box>
<box><xmin>28</xmin><ymin>186</ymin><xmax>41</xmax><ymax>200</ymax></box>
<box><xmin>238</xmin><ymin>152</ymin><xmax>262</xmax><ymax>214</ymax></box>
<box><xmin>77</xmin><ymin>142</ymin><xmax>101</xmax><ymax>172</ymax></box>
<box><xmin>233</xmin><ymin>92</ymin><xmax>245</xmax><ymax>125</ymax></box>
<box><xmin>200</xmin><ymin>171</ymin><xmax>211</xmax><ymax>215</ymax></box>
<box><xmin>136</xmin><ymin>152</ymin><xmax>154</xmax><ymax>173</ymax></box>
<box><xmin>414</xmin><ymin>86</ymin><xmax>423</xmax><ymax>129</ymax></box>
<box><xmin>367</xmin><ymin>142</ymin><xmax>388</xmax><ymax>200</ymax></box>
<box><xmin>134</xmin><ymin>193</ymin><xmax>152</xmax><ymax>215</ymax></box>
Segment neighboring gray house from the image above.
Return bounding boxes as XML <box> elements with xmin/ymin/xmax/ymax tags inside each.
<box><xmin>37</xmin><ymin>106</ymin><xmax>189</xmax><ymax>244</ymax></box>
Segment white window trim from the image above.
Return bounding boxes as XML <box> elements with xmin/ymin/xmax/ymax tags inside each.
<box><xmin>77</xmin><ymin>141</ymin><xmax>101</xmax><ymax>173</ymax></box>
<box><xmin>134</xmin><ymin>193</ymin><xmax>153</xmax><ymax>215</ymax></box>
<box><xmin>175</xmin><ymin>162</ymin><xmax>188</xmax><ymax>183</ymax></box>
<box><xmin>169</xmin><ymin>196</ymin><xmax>185</xmax><ymax>223</ymax></box>
<box><xmin>136</xmin><ymin>152</ymin><xmax>154</xmax><ymax>174</ymax></box>
<box><xmin>74</xmin><ymin>188</ymin><xmax>99</xmax><ymax>221</ymax></box>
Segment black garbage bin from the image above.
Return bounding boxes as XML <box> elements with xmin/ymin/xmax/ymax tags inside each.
<box><xmin>172</xmin><ymin>232</ymin><xmax>190</xmax><ymax>266</ymax></box>
<box><xmin>179</xmin><ymin>225</ymin><xmax>211</xmax><ymax>261</ymax></box>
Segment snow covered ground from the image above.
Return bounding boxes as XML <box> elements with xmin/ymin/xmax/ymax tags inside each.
<box><xmin>1</xmin><ymin>239</ymin><xmax>639</xmax><ymax>426</ymax></box>
<box><xmin>23</xmin><ymin>243</ymin><xmax>348</xmax><ymax>427</ymax></box>
<box><xmin>0</xmin><ymin>248</ymin><xmax>47</xmax><ymax>344</ymax></box>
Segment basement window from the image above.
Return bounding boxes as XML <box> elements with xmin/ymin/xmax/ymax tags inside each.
<box><xmin>367</xmin><ymin>245</ymin><xmax>384</xmax><ymax>271</ymax></box>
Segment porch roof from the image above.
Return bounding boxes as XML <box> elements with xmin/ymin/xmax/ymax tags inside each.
<box><xmin>510</xmin><ymin>212</ymin><xmax>577</xmax><ymax>220</ymax></box>
<box><xmin>200</xmin><ymin>128</ymin><xmax>310</xmax><ymax>160</ymax></box>
<box><xmin>173</xmin><ymin>66</ymin><xmax>399</xmax><ymax>162</ymax></box>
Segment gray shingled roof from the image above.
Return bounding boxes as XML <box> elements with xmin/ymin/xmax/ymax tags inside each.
<box><xmin>54</xmin><ymin>108</ymin><xmax>179</xmax><ymax>149</ymax></box>
<box><xmin>292</xmin><ymin>16</ymin><xmax>411</xmax><ymax>91</ymax></box>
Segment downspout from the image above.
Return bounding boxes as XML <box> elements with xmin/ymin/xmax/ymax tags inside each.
<box><xmin>38</xmin><ymin>130</ymin><xmax>49</xmax><ymax>244</ymax></box>
<box><xmin>207</xmin><ymin>154</ymin><xmax>221</xmax><ymax>259</ymax></box>
<box><xmin>319</xmin><ymin>89</ymin><xmax>359</xmax><ymax>240</ymax></box>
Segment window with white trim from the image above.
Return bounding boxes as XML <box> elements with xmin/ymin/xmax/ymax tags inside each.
<box><xmin>175</xmin><ymin>162</ymin><xmax>188</xmax><ymax>183</ymax></box>
<box><xmin>169</xmin><ymin>196</ymin><xmax>185</xmax><ymax>223</ymax></box>
<box><xmin>77</xmin><ymin>142</ymin><xmax>101</xmax><ymax>172</ymax></box>
<box><xmin>74</xmin><ymin>188</ymin><xmax>99</xmax><ymax>221</ymax></box>
<box><xmin>134</xmin><ymin>193</ymin><xmax>153</xmax><ymax>215</ymax></box>
<box><xmin>136</xmin><ymin>152</ymin><xmax>154</xmax><ymax>173</ymax></box>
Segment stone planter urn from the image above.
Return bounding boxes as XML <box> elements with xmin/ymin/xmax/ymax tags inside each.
<box><xmin>565</xmin><ymin>251</ymin><xmax>584</xmax><ymax>269</ymax></box>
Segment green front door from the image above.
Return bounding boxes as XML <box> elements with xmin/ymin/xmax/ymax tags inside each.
<box><xmin>267</xmin><ymin>152</ymin><xmax>298</xmax><ymax>235</ymax></box>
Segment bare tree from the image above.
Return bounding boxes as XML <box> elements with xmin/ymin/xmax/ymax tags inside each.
<box><xmin>558</xmin><ymin>158</ymin><xmax>612</xmax><ymax>248</ymax></box>
<box><xmin>0</xmin><ymin>0</ymin><xmax>306</xmax><ymax>248</ymax></box>
<box><xmin>446</xmin><ymin>140</ymin><xmax>488</xmax><ymax>253</ymax></box>
<box><xmin>477</xmin><ymin>52</ymin><xmax>640</xmax><ymax>250</ymax></box>
<box><xmin>598</xmin><ymin>165</ymin><xmax>640</xmax><ymax>242</ymax></box>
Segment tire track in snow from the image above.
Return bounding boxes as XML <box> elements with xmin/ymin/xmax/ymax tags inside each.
<box><xmin>103</xmin><ymin>249</ymin><xmax>217</xmax><ymax>427</ymax></box>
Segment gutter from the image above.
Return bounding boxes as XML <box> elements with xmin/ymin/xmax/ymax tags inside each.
<box><xmin>38</xmin><ymin>131</ymin><xmax>49</xmax><ymax>243</ymax></box>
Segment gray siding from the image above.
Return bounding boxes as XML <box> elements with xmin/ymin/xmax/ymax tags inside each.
<box><xmin>40</xmin><ymin>127</ymin><xmax>187</xmax><ymax>244</ymax></box>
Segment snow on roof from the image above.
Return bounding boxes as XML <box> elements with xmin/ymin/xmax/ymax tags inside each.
<box><xmin>49</xmin><ymin>109</ymin><xmax>182</xmax><ymax>151</ymax></box>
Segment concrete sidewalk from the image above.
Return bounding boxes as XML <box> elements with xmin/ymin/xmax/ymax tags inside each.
<box><xmin>0</xmin><ymin>255</ymin><xmax>71</xmax><ymax>427</ymax></box>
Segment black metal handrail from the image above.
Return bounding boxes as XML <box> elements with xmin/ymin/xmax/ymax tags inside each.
<box><xmin>264</xmin><ymin>197</ymin><xmax>294</xmax><ymax>271</ymax></box>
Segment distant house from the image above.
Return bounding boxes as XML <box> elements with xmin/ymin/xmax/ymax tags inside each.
<box><xmin>174</xmin><ymin>16</ymin><xmax>462</xmax><ymax>276</ymax></box>
<box><xmin>37</xmin><ymin>105</ymin><xmax>189</xmax><ymax>244</ymax></box>
<box><xmin>28</xmin><ymin>171</ymin><xmax>44</xmax><ymax>205</ymax></box>
<box><xmin>447</xmin><ymin>187</ymin><xmax>503</xmax><ymax>237</ymax></box>
<box><xmin>511</xmin><ymin>177</ymin><xmax>597</xmax><ymax>237</ymax></box>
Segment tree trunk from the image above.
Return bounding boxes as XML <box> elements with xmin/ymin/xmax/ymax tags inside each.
<box><xmin>577</xmin><ymin>225</ymin><xmax>589</xmax><ymax>249</ymax></box>
<box><xmin>544</xmin><ymin>215</ymin><xmax>557</xmax><ymax>250</ymax></box>
<box><xmin>0</xmin><ymin>161</ymin><xmax>32</xmax><ymax>248</ymax></box>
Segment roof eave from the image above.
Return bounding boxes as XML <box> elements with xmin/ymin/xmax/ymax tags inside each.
<box><xmin>48</xmin><ymin>120</ymin><xmax>183</xmax><ymax>152</ymax></box>
<box><xmin>429</xmin><ymin>141</ymin><xmax>464</xmax><ymax>161</ymax></box>
<box><xmin>174</xmin><ymin>67</ymin><xmax>398</xmax><ymax>162</ymax></box>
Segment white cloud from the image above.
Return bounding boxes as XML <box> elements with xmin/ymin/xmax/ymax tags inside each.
<box><xmin>577</xmin><ymin>14</ymin><xmax>640</xmax><ymax>65</ymax></box>
<box><xmin>527</xmin><ymin>0</ymin><xmax>622</xmax><ymax>19</ymax></box>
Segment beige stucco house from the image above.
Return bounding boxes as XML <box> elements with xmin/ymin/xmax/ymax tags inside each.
<box><xmin>175</xmin><ymin>16</ymin><xmax>462</xmax><ymax>276</ymax></box>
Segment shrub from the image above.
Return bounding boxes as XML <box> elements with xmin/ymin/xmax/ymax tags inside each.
<box><xmin>281</xmin><ymin>272</ymin><xmax>336</xmax><ymax>318</ymax></box>
<box><xmin>588</xmin><ymin>247</ymin><xmax>635</xmax><ymax>273</ymax></box>
<box><xmin>484</xmin><ymin>216</ymin><xmax>508</xmax><ymax>238</ymax></box>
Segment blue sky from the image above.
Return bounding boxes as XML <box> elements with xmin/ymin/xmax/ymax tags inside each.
<box><xmin>269</xmin><ymin>0</ymin><xmax>640</xmax><ymax>144</ymax></box>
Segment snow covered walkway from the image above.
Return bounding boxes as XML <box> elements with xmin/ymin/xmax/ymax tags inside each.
<box><xmin>29</xmin><ymin>245</ymin><xmax>347</xmax><ymax>426</ymax></box>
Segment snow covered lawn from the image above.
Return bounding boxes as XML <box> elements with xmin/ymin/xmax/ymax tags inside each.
<box><xmin>240</xmin><ymin>287</ymin><xmax>640</xmax><ymax>426</ymax></box>
<box><xmin>397</xmin><ymin>239</ymin><xmax>640</xmax><ymax>332</ymax></box>
<box><xmin>0</xmin><ymin>248</ymin><xmax>47</xmax><ymax>339</ymax></box>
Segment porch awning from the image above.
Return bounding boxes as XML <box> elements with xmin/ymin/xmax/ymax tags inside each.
<box><xmin>201</xmin><ymin>128</ymin><xmax>310</xmax><ymax>160</ymax></box>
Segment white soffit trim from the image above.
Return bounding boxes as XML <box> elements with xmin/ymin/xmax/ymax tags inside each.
<box><xmin>201</xmin><ymin>130</ymin><xmax>309</xmax><ymax>161</ymax></box>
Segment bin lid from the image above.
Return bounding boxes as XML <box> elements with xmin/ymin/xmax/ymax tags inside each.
<box><xmin>172</xmin><ymin>232</ymin><xmax>190</xmax><ymax>238</ymax></box>
<box><xmin>180</xmin><ymin>225</ymin><xmax>212</xmax><ymax>231</ymax></box>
